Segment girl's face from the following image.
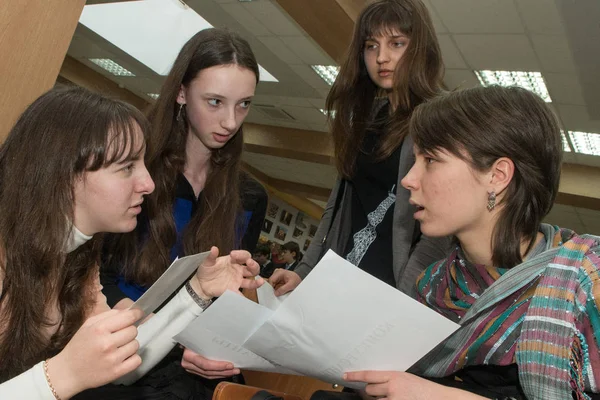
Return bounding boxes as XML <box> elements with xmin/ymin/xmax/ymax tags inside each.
<box><xmin>363</xmin><ymin>29</ymin><xmax>410</xmax><ymax>91</ymax></box>
<box><xmin>177</xmin><ymin>64</ymin><xmax>256</xmax><ymax>153</ymax></box>
<box><xmin>73</xmin><ymin>124</ymin><xmax>155</xmax><ymax>235</ymax></box>
<box><xmin>401</xmin><ymin>146</ymin><xmax>492</xmax><ymax>240</ymax></box>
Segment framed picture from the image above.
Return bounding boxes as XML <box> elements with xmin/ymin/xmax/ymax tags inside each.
<box><xmin>292</xmin><ymin>227</ymin><xmax>304</xmax><ymax>239</ymax></box>
<box><xmin>295</xmin><ymin>211</ymin><xmax>307</xmax><ymax>229</ymax></box>
<box><xmin>262</xmin><ymin>218</ymin><xmax>273</xmax><ymax>234</ymax></box>
<box><xmin>275</xmin><ymin>225</ymin><xmax>287</xmax><ymax>241</ymax></box>
<box><xmin>303</xmin><ymin>238</ymin><xmax>311</xmax><ymax>251</ymax></box>
<box><xmin>279</xmin><ymin>209</ymin><xmax>293</xmax><ymax>226</ymax></box>
<box><xmin>308</xmin><ymin>224</ymin><xmax>318</xmax><ymax>237</ymax></box>
<box><xmin>267</xmin><ymin>203</ymin><xmax>279</xmax><ymax>219</ymax></box>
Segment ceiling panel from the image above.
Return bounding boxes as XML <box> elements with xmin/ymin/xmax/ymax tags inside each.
<box><xmin>545</xmin><ymin>73</ymin><xmax>586</xmax><ymax>106</ymax></box>
<box><xmin>256</xmin><ymin>36</ymin><xmax>304</xmax><ymax>64</ymax></box>
<box><xmin>243</xmin><ymin>1</ymin><xmax>304</xmax><ymax>36</ymax></box>
<box><xmin>444</xmin><ymin>69</ymin><xmax>481</xmax><ymax>91</ymax></box>
<box><xmin>220</xmin><ymin>3</ymin><xmax>273</xmax><ymax>36</ymax></box>
<box><xmin>515</xmin><ymin>0</ymin><xmax>565</xmax><ymax>35</ymax></box>
<box><xmin>453</xmin><ymin>34</ymin><xmax>540</xmax><ymax>70</ymax></box>
<box><xmin>243</xmin><ymin>152</ymin><xmax>337</xmax><ymax>189</ymax></box>
<box><xmin>279</xmin><ymin>35</ymin><xmax>334</xmax><ymax>65</ymax></box>
<box><xmin>437</xmin><ymin>35</ymin><xmax>468</xmax><ymax>69</ymax></box>
<box><xmin>557</xmin><ymin>105</ymin><xmax>600</xmax><ymax>133</ymax></box>
<box><xmin>530</xmin><ymin>35</ymin><xmax>577</xmax><ymax>73</ymax></box>
<box><xmin>429</xmin><ymin>0</ymin><xmax>524</xmax><ymax>34</ymax></box>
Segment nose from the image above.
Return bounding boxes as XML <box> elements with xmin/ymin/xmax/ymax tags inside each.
<box><xmin>138</xmin><ymin>165</ymin><xmax>155</xmax><ymax>195</ymax></box>
<box><xmin>376</xmin><ymin>46</ymin><xmax>390</xmax><ymax>64</ymax></box>
<box><xmin>221</xmin><ymin>106</ymin><xmax>237</xmax><ymax>132</ymax></box>
<box><xmin>401</xmin><ymin>164</ymin><xmax>419</xmax><ymax>191</ymax></box>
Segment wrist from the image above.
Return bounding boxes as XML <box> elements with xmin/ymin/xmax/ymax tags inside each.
<box><xmin>189</xmin><ymin>276</ymin><xmax>212</xmax><ymax>301</ymax></box>
<box><xmin>45</xmin><ymin>354</ymin><xmax>81</xmax><ymax>399</ymax></box>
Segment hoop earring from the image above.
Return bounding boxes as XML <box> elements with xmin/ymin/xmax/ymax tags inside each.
<box><xmin>176</xmin><ymin>103</ymin><xmax>184</xmax><ymax>122</ymax></box>
<box><xmin>487</xmin><ymin>191</ymin><xmax>496</xmax><ymax>211</ymax></box>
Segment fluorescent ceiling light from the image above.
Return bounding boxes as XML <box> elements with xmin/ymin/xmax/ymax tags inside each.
<box><xmin>80</xmin><ymin>0</ymin><xmax>277</xmax><ymax>82</ymax></box>
<box><xmin>312</xmin><ymin>65</ymin><xmax>339</xmax><ymax>86</ymax></box>
<box><xmin>89</xmin><ymin>58</ymin><xmax>135</xmax><ymax>76</ymax></box>
<box><xmin>561</xmin><ymin>131</ymin><xmax>571</xmax><ymax>153</ymax></box>
<box><xmin>568</xmin><ymin>131</ymin><xmax>600</xmax><ymax>156</ymax></box>
<box><xmin>319</xmin><ymin>109</ymin><xmax>336</xmax><ymax>117</ymax></box>
<box><xmin>147</xmin><ymin>93</ymin><xmax>160</xmax><ymax>100</ymax></box>
<box><xmin>474</xmin><ymin>70</ymin><xmax>552</xmax><ymax>103</ymax></box>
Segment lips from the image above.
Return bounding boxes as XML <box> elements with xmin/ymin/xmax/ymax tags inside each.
<box><xmin>378</xmin><ymin>69</ymin><xmax>393</xmax><ymax>77</ymax></box>
<box><xmin>212</xmin><ymin>132</ymin><xmax>231</xmax><ymax>143</ymax></box>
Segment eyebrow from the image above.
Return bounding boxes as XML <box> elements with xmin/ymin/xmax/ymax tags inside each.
<box><xmin>204</xmin><ymin>93</ymin><xmax>254</xmax><ymax>102</ymax></box>
<box><xmin>365</xmin><ymin>34</ymin><xmax>408</xmax><ymax>41</ymax></box>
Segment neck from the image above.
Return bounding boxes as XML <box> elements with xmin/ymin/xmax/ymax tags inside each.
<box><xmin>184</xmin><ymin>133</ymin><xmax>212</xmax><ymax>197</ymax></box>
<box><xmin>458</xmin><ymin>216</ymin><xmax>544</xmax><ymax>268</ymax></box>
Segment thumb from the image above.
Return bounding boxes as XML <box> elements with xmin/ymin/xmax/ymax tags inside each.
<box><xmin>205</xmin><ymin>246</ymin><xmax>219</xmax><ymax>265</ymax></box>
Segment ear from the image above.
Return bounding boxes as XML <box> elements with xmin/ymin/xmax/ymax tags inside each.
<box><xmin>176</xmin><ymin>84</ymin><xmax>186</xmax><ymax>105</ymax></box>
<box><xmin>489</xmin><ymin>157</ymin><xmax>514</xmax><ymax>196</ymax></box>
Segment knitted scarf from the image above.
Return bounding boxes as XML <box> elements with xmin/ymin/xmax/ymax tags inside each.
<box><xmin>412</xmin><ymin>224</ymin><xmax>600</xmax><ymax>400</ymax></box>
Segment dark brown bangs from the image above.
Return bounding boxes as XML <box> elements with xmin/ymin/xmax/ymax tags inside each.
<box><xmin>360</xmin><ymin>2</ymin><xmax>412</xmax><ymax>44</ymax></box>
<box><xmin>82</xmin><ymin>102</ymin><xmax>150</xmax><ymax>171</ymax></box>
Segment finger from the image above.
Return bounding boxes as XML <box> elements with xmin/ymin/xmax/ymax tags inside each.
<box><xmin>364</xmin><ymin>382</ymin><xmax>389</xmax><ymax>397</ymax></box>
<box><xmin>110</xmin><ymin>325</ymin><xmax>138</xmax><ymax>348</ymax></box>
<box><xmin>182</xmin><ymin>350</ymin><xmax>234</xmax><ymax>371</ymax></box>
<box><xmin>184</xmin><ymin>368</ymin><xmax>239</xmax><ymax>379</ymax></box>
<box><xmin>114</xmin><ymin>338</ymin><xmax>140</xmax><ymax>361</ymax></box>
<box><xmin>229</xmin><ymin>249</ymin><xmax>251</xmax><ymax>263</ymax></box>
<box><xmin>240</xmin><ymin>276</ymin><xmax>264</xmax><ymax>290</ymax></box>
<box><xmin>273</xmin><ymin>281</ymin><xmax>295</xmax><ymax>296</ymax></box>
<box><xmin>100</xmin><ymin>309</ymin><xmax>144</xmax><ymax>333</ymax></box>
<box><xmin>114</xmin><ymin>354</ymin><xmax>142</xmax><ymax>379</ymax></box>
<box><xmin>268</xmin><ymin>269</ymin><xmax>285</xmax><ymax>284</ymax></box>
<box><xmin>242</xmin><ymin>259</ymin><xmax>260</xmax><ymax>275</ymax></box>
<box><xmin>82</xmin><ymin>309</ymin><xmax>121</xmax><ymax>326</ymax></box>
<box><xmin>344</xmin><ymin>370</ymin><xmax>391</xmax><ymax>384</ymax></box>
<box><xmin>181</xmin><ymin>360</ymin><xmax>239</xmax><ymax>376</ymax></box>
<box><xmin>203</xmin><ymin>246</ymin><xmax>219</xmax><ymax>266</ymax></box>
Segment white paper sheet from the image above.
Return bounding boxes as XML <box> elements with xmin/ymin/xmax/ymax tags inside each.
<box><xmin>129</xmin><ymin>251</ymin><xmax>209</xmax><ymax>319</ymax></box>
<box><xmin>174</xmin><ymin>291</ymin><xmax>298</xmax><ymax>374</ymax></box>
<box><xmin>173</xmin><ymin>250</ymin><xmax>459</xmax><ymax>387</ymax></box>
<box><xmin>256</xmin><ymin>281</ymin><xmax>289</xmax><ymax>311</ymax></box>
<box><xmin>244</xmin><ymin>251</ymin><xmax>459</xmax><ymax>388</ymax></box>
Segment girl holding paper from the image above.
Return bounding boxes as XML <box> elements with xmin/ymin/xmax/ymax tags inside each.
<box><xmin>340</xmin><ymin>86</ymin><xmax>600</xmax><ymax>399</ymax></box>
<box><xmin>0</xmin><ymin>87</ymin><xmax>262</xmax><ymax>400</ymax></box>
<box><xmin>270</xmin><ymin>0</ymin><xmax>450</xmax><ymax>299</ymax></box>
<box><xmin>99</xmin><ymin>27</ymin><xmax>267</xmax><ymax>396</ymax></box>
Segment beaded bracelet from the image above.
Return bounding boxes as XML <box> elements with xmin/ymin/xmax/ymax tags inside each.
<box><xmin>185</xmin><ymin>281</ymin><xmax>213</xmax><ymax>310</ymax></box>
<box><xmin>43</xmin><ymin>359</ymin><xmax>62</xmax><ymax>400</ymax></box>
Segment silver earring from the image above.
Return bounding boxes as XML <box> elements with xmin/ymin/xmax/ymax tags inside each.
<box><xmin>176</xmin><ymin>103</ymin><xmax>184</xmax><ymax>122</ymax></box>
<box><xmin>487</xmin><ymin>191</ymin><xmax>496</xmax><ymax>211</ymax></box>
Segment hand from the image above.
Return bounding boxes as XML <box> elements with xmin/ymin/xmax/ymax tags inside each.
<box><xmin>344</xmin><ymin>371</ymin><xmax>484</xmax><ymax>400</ymax></box>
<box><xmin>47</xmin><ymin>309</ymin><xmax>144</xmax><ymax>398</ymax></box>
<box><xmin>269</xmin><ymin>268</ymin><xmax>301</xmax><ymax>296</ymax></box>
<box><xmin>181</xmin><ymin>348</ymin><xmax>240</xmax><ymax>379</ymax></box>
<box><xmin>191</xmin><ymin>247</ymin><xmax>264</xmax><ymax>300</ymax></box>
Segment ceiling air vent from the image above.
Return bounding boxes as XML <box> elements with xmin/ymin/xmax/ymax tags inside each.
<box><xmin>254</xmin><ymin>104</ymin><xmax>296</xmax><ymax>121</ymax></box>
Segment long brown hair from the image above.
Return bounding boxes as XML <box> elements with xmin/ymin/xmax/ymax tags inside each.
<box><xmin>410</xmin><ymin>86</ymin><xmax>563</xmax><ymax>268</ymax></box>
<box><xmin>113</xmin><ymin>28</ymin><xmax>259</xmax><ymax>285</ymax></box>
<box><xmin>327</xmin><ymin>0</ymin><xmax>444</xmax><ymax>178</ymax></box>
<box><xmin>0</xmin><ymin>86</ymin><xmax>149</xmax><ymax>381</ymax></box>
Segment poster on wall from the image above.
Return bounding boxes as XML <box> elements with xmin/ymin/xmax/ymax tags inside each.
<box><xmin>275</xmin><ymin>225</ymin><xmax>287</xmax><ymax>241</ymax></box>
<box><xmin>303</xmin><ymin>238</ymin><xmax>311</xmax><ymax>251</ymax></box>
<box><xmin>308</xmin><ymin>224</ymin><xmax>318</xmax><ymax>238</ymax></box>
<box><xmin>279</xmin><ymin>210</ymin><xmax>293</xmax><ymax>226</ymax></box>
<box><xmin>267</xmin><ymin>203</ymin><xmax>279</xmax><ymax>219</ymax></box>
<box><xmin>295</xmin><ymin>211</ymin><xmax>307</xmax><ymax>229</ymax></box>
<box><xmin>262</xmin><ymin>219</ymin><xmax>273</xmax><ymax>234</ymax></box>
<box><xmin>292</xmin><ymin>227</ymin><xmax>304</xmax><ymax>239</ymax></box>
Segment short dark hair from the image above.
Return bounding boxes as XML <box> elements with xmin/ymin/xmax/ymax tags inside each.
<box><xmin>282</xmin><ymin>241</ymin><xmax>301</xmax><ymax>261</ymax></box>
<box><xmin>254</xmin><ymin>244</ymin><xmax>270</xmax><ymax>257</ymax></box>
<box><xmin>410</xmin><ymin>85</ymin><xmax>562</xmax><ymax>268</ymax></box>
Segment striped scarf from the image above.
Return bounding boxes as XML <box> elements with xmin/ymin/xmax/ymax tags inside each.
<box><xmin>412</xmin><ymin>224</ymin><xmax>600</xmax><ymax>400</ymax></box>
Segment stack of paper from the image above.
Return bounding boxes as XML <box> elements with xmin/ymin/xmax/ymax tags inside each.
<box><xmin>173</xmin><ymin>250</ymin><xmax>459</xmax><ymax>388</ymax></box>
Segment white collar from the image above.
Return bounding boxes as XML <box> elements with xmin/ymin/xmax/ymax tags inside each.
<box><xmin>64</xmin><ymin>225</ymin><xmax>93</xmax><ymax>253</ymax></box>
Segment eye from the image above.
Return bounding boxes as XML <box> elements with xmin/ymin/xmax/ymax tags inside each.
<box><xmin>393</xmin><ymin>41</ymin><xmax>406</xmax><ymax>48</ymax></box>
<box><xmin>240</xmin><ymin>100</ymin><xmax>252</xmax><ymax>109</ymax></box>
<box><xmin>208</xmin><ymin>99</ymin><xmax>221</xmax><ymax>106</ymax></box>
<box><xmin>364</xmin><ymin>42</ymin><xmax>378</xmax><ymax>50</ymax></box>
<box><xmin>122</xmin><ymin>163</ymin><xmax>135</xmax><ymax>174</ymax></box>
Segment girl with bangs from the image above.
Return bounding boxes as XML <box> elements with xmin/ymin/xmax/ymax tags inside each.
<box><xmin>0</xmin><ymin>86</ymin><xmax>262</xmax><ymax>399</ymax></box>
<box><xmin>271</xmin><ymin>0</ymin><xmax>450</xmax><ymax>299</ymax></box>
<box><xmin>339</xmin><ymin>86</ymin><xmax>600</xmax><ymax>399</ymax></box>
